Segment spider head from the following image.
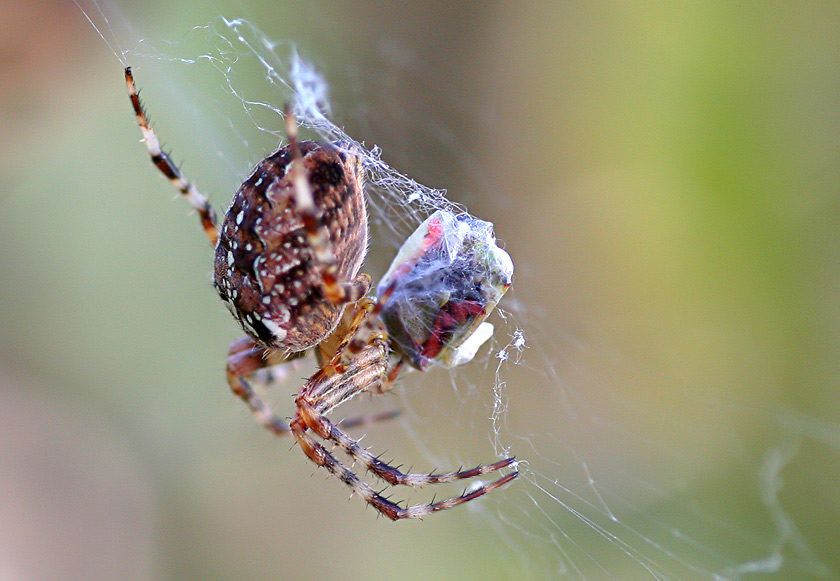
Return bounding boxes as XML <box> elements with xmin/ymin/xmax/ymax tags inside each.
<box><xmin>377</xmin><ymin>210</ymin><xmax>513</xmax><ymax>371</ymax></box>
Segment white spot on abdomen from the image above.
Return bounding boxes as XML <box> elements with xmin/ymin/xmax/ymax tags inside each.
<box><xmin>262</xmin><ymin>318</ymin><xmax>287</xmax><ymax>341</ymax></box>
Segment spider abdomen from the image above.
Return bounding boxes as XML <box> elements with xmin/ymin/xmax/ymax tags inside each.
<box><xmin>214</xmin><ymin>142</ymin><xmax>367</xmax><ymax>352</ymax></box>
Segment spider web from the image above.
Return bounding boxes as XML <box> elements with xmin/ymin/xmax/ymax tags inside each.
<box><xmin>76</xmin><ymin>2</ymin><xmax>837</xmax><ymax>579</ymax></box>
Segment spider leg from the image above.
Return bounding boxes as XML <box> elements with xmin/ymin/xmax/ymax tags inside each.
<box><xmin>313</xmin><ymin>298</ymin><xmax>377</xmax><ymax>376</ymax></box>
<box><xmin>226</xmin><ymin>337</ymin><xmax>295</xmax><ymax>436</ymax></box>
<box><xmin>293</xmin><ymin>326</ymin><xmax>517</xmax><ymax>507</ymax></box>
<box><xmin>375</xmin><ymin>359</ymin><xmax>405</xmax><ymax>395</ymax></box>
<box><xmin>314</xmin><ymin>298</ymin><xmax>405</xmax><ymax>396</ymax></box>
<box><xmin>310</xmin><ymin>333</ymin><xmax>404</xmax><ymax>429</ymax></box>
<box><xmin>250</xmin><ymin>353</ymin><xmax>309</xmax><ymax>388</ymax></box>
<box><xmin>324</xmin><ymin>285</ymin><xmax>405</xmax><ymax>393</ymax></box>
<box><xmin>284</xmin><ymin>105</ymin><xmax>369</xmax><ymax>305</ymax></box>
<box><xmin>125</xmin><ymin>67</ymin><xmax>219</xmax><ymax>246</ymax></box>
<box><xmin>302</xmin><ymin>336</ymin><xmax>391</xmax><ymax>416</ymax></box>
<box><xmin>334</xmin><ymin>409</ymin><xmax>401</xmax><ymax>431</ymax></box>
<box><xmin>308</xmin><ymin>303</ymin><xmax>404</xmax><ymax>429</ymax></box>
<box><xmin>290</xmin><ymin>415</ymin><xmax>517</xmax><ymax>520</ymax></box>
<box><xmin>228</xmin><ymin>333</ymin><xmax>399</xmax><ymax>438</ymax></box>
<box><xmin>298</xmin><ymin>398</ymin><xmax>517</xmax><ymax>488</ymax></box>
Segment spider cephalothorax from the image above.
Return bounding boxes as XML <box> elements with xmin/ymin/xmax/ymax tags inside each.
<box><xmin>126</xmin><ymin>66</ymin><xmax>517</xmax><ymax>520</ymax></box>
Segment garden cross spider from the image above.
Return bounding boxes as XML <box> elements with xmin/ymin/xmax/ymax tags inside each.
<box><xmin>126</xmin><ymin>67</ymin><xmax>518</xmax><ymax>520</ymax></box>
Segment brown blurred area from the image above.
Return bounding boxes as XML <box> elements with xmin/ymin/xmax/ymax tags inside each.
<box><xmin>0</xmin><ymin>2</ymin><xmax>157</xmax><ymax>577</ymax></box>
<box><xmin>0</xmin><ymin>373</ymin><xmax>157</xmax><ymax>578</ymax></box>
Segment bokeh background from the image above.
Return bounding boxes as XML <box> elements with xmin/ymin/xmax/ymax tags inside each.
<box><xmin>2</xmin><ymin>1</ymin><xmax>839</xmax><ymax>579</ymax></box>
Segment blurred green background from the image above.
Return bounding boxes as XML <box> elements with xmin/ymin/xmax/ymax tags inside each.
<box><xmin>2</xmin><ymin>1</ymin><xmax>839</xmax><ymax>579</ymax></box>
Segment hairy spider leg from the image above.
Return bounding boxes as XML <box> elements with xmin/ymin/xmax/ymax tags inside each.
<box><xmin>226</xmin><ymin>340</ymin><xmax>400</xmax><ymax>434</ymax></box>
<box><xmin>284</xmin><ymin>105</ymin><xmax>369</xmax><ymax>305</ymax></box>
<box><xmin>309</xmin><ymin>296</ymin><xmax>405</xmax><ymax>398</ymax></box>
<box><xmin>227</xmin><ymin>340</ymin><xmax>294</xmax><ymax>436</ymax></box>
<box><xmin>322</xmin><ymin>280</ymin><xmax>397</xmax><ymax>376</ymax></box>
<box><xmin>290</xmin><ymin>310</ymin><xmax>518</xmax><ymax>513</ymax></box>
<box><xmin>125</xmin><ymin>67</ymin><xmax>219</xmax><ymax>246</ymax></box>
<box><xmin>297</xmin><ymin>337</ymin><xmax>517</xmax><ymax>487</ymax></box>
<box><xmin>227</xmin><ymin>340</ymin><xmax>400</xmax><ymax>436</ymax></box>
<box><xmin>226</xmin><ymin>305</ymin><xmax>400</xmax><ymax>438</ymax></box>
<box><xmin>306</xmin><ymin>407</ymin><xmax>517</xmax><ymax>488</ymax></box>
<box><xmin>290</xmin><ymin>411</ymin><xmax>518</xmax><ymax>520</ymax></box>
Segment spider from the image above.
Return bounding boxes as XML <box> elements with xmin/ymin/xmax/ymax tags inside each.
<box><xmin>125</xmin><ymin>66</ymin><xmax>518</xmax><ymax>520</ymax></box>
